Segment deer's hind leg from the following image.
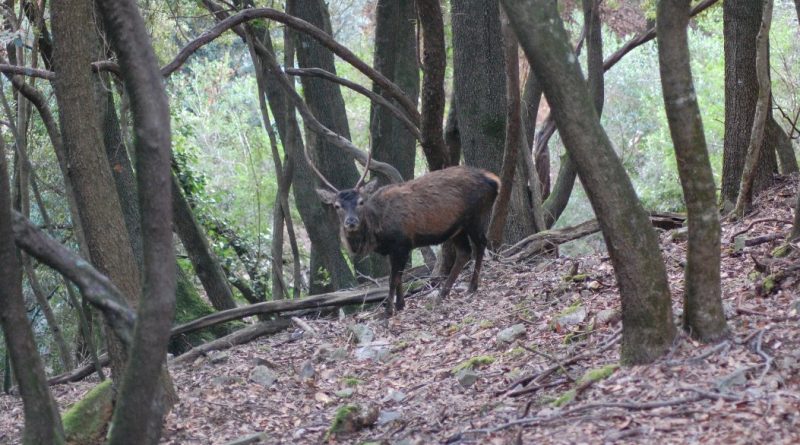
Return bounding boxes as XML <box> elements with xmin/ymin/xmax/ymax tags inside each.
<box><xmin>440</xmin><ymin>231</ymin><xmax>471</xmax><ymax>299</ymax></box>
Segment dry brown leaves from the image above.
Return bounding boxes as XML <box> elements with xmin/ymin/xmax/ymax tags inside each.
<box><xmin>2</xmin><ymin>178</ymin><xmax>800</xmax><ymax>444</ymax></box>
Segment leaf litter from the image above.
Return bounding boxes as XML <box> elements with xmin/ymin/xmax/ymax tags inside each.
<box><xmin>2</xmin><ymin>177</ymin><xmax>800</xmax><ymax>444</ymax></box>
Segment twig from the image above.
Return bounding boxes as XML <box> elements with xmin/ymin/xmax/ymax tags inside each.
<box><xmin>521</xmin><ymin>345</ymin><xmax>576</xmax><ymax>382</ymax></box>
<box><xmin>290</xmin><ymin>317</ymin><xmax>318</xmax><ymax>337</ymax></box>
<box><xmin>666</xmin><ymin>340</ymin><xmax>730</xmax><ymax>366</ymax></box>
<box><xmin>497</xmin><ymin>328</ymin><xmax>621</xmax><ymax>396</ymax></box>
<box><xmin>728</xmin><ymin>218</ymin><xmax>792</xmax><ymax>244</ymax></box>
<box><xmin>753</xmin><ymin>328</ymin><xmax>773</xmax><ymax>382</ymax></box>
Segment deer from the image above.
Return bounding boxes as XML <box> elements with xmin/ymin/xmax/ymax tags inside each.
<box><xmin>310</xmin><ymin>149</ymin><xmax>500</xmax><ymax>316</ymax></box>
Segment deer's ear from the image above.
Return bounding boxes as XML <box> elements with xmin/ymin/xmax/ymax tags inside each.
<box><xmin>362</xmin><ymin>180</ymin><xmax>381</xmax><ymax>196</ymax></box>
<box><xmin>316</xmin><ymin>188</ymin><xmax>337</xmax><ymax>205</ymax></box>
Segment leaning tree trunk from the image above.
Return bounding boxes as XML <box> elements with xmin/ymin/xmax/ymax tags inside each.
<box><xmin>51</xmin><ymin>0</ymin><xmax>142</xmax><ymax>383</ymax></box>
<box><xmin>502</xmin><ymin>0</ymin><xmax>677</xmax><ymax>365</ymax></box>
<box><xmin>415</xmin><ymin>0</ymin><xmax>449</xmax><ymax>170</ymax></box>
<box><xmin>733</xmin><ymin>0</ymin><xmax>773</xmax><ymax>218</ymax></box>
<box><xmin>96</xmin><ymin>0</ymin><xmax>177</xmax><ymax>442</ymax></box>
<box><xmin>366</xmin><ymin>0</ymin><xmax>419</xmax><ymax>276</ymax></box>
<box><xmin>769</xmin><ymin>118</ymin><xmax>799</xmax><ymax>174</ymax></box>
<box><xmin>451</xmin><ymin>0</ymin><xmax>536</xmax><ymax>245</ymax></box>
<box><xmin>657</xmin><ymin>0</ymin><xmax>729</xmax><ymax>342</ymax></box>
<box><xmin>721</xmin><ymin>0</ymin><xmax>778</xmax><ymax>207</ymax></box>
<box><xmin>0</xmin><ymin>130</ymin><xmax>64</xmax><ymax>445</ymax></box>
<box><xmin>287</xmin><ymin>0</ymin><xmax>359</xmax><ymax>292</ymax></box>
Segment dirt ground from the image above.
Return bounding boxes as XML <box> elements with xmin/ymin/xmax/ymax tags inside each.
<box><xmin>2</xmin><ymin>178</ymin><xmax>800</xmax><ymax>444</ymax></box>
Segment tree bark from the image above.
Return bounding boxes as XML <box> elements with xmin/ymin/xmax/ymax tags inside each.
<box><xmin>769</xmin><ymin>118</ymin><xmax>799</xmax><ymax>174</ymax></box>
<box><xmin>721</xmin><ymin>0</ymin><xmax>777</xmax><ymax>206</ymax></box>
<box><xmin>287</xmin><ymin>0</ymin><xmax>360</xmax><ymax>293</ymax></box>
<box><xmin>733</xmin><ymin>0</ymin><xmax>773</xmax><ymax>217</ymax></box>
<box><xmin>488</xmin><ymin>10</ymin><xmax>522</xmax><ymax>247</ymax></box>
<box><xmin>657</xmin><ymin>0</ymin><xmax>729</xmax><ymax>342</ymax></box>
<box><xmin>96</xmin><ymin>0</ymin><xmax>177</xmax><ymax>443</ymax></box>
<box><xmin>502</xmin><ymin>0</ymin><xmax>677</xmax><ymax>364</ymax></box>
<box><xmin>51</xmin><ymin>0</ymin><xmax>141</xmax><ymax>383</ymax></box>
<box><xmin>172</xmin><ymin>174</ymin><xmax>237</xmax><ymax>310</ymax></box>
<box><xmin>0</xmin><ymin>124</ymin><xmax>64</xmax><ymax>445</ymax></box>
<box><xmin>451</xmin><ymin>0</ymin><xmax>536</xmax><ymax>245</ymax></box>
<box><xmin>415</xmin><ymin>0</ymin><xmax>449</xmax><ymax>170</ymax></box>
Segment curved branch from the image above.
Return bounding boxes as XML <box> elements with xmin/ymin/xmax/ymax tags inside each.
<box><xmin>285</xmin><ymin>67</ymin><xmax>421</xmax><ymax>141</ymax></box>
<box><xmin>0</xmin><ymin>64</ymin><xmax>53</xmax><ymax>79</ymax></box>
<box><xmin>11</xmin><ymin>211</ymin><xmax>135</xmax><ymax>345</ymax></box>
<box><xmin>160</xmin><ymin>7</ymin><xmax>419</xmax><ymax>125</ymax></box>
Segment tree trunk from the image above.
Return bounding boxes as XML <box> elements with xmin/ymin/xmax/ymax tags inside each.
<box><xmin>503</xmin><ymin>0</ymin><xmax>677</xmax><ymax>364</ymax></box>
<box><xmin>769</xmin><ymin>118</ymin><xmax>799</xmax><ymax>174</ymax></box>
<box><xmin>733</xmin><ymin>0</ymin><xmax>773</xmax><ymax>217</ymax></box>
<box><xmin>488</xmin><ymin>10</ymin><xmax>522</xmax><ymax>247</ymax></box>
<box><xmin>287</xmin><ymin>0</ymin><xmax>359</xmax><ymax>293</ymax></box>
<box><xmin>365</xmin><ymin>0</ymin><xmax>419</xmax><ymax>276</ymax></box>
<box><xmin>415</xmin><ymin>0</ymin><xmax>449</xmax><ymax>170</ymax></box>
<box><xmin>657</xmin><ymin>0</ymin><xmax>729</xmax><ymax>341</ymax></box>
<box><xmin>721</xmin><ymin>0</ymin><xmax>777</xmax><ymax>206</ymax></box>
<box><xmin>172</xmin><ymin>175</ymin><xmax>237</xmax><ymax>310</ymax></box>
<box><xmin>451</xmin><ymin>0</ymin><xmax>536</xmax><ymax>245</ymax></box>
<box><xmin>97</xmin><ymin>0</ymin><xmax>177</xmax><ymax>442</ymax></box>
<box><xmin>52</xmin><ymin>0</ymin><xmax>141</xmax><ymax>383</ymax></box>
<box><xmin>0</xmin><ymin>124</ymin><xmax>64</xmax><ymax>445</ymax></box>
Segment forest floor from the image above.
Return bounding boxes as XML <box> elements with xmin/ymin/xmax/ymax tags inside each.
<box><xmin>3</xmin><ymin>178</ymin><xmax>800</xmax><ymax>444</ymax></box>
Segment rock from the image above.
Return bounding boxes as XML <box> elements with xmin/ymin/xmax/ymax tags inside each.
<box><xmin>456</xmin><ymin>368</ymin><xmax>480</xmax><ymax>388</ymax></box>
<box><xmin>497</xmin><ymin>324</ymin><xmax>526</xmax><ymax>344</ymax></box>
<box><xmin>716</xmin><ymin>367</ymin><xmax>748</xmax><ymax>391</ymax></box>
<box><xmin>355</xmin><ymin>341</ymin><xmax>391</xmax><ymax>362</ymax></box>
<box><xmin>335</xmin><ymin>388</ymin><xmax>354</xmax><ymax>398</ymax></box>
<box><xmin>298</xmin><ymin>360</ymin><xmax>315</xmax><ymax>380</ymax></box>
<box><xmin>249</xmin><ymin>365</ymin><xmax>277</xmax><ymax>387</ymax></box>
<box><xmin>377</xmin><ymin>410</ymin><xmax>402</xmax><ymax>425</ymax></box>
<box><xmin>316</xmin><ymin>344</ymin><xmax>348</xmax><ymax>362</ymax></box>
<box><xmin>595</xmin><ymin>309</ymin><xmax>620</xmax><ymax>326</ymax></box>
<box><xmin>222</xmin><ymin>432</ymin><xmax>268</xmax><ymax>445</ymax></box>
<box><xmin>387</xmin><ymin>390</ymin><xmax>406</xmax><ymax>403</ymax></box>
<box><xmin>349</xmin><ymin>324</ymin><xmax>374</xmax><ymax>344</ymax></box>
<box><xmin>670</xmin><ymin>227</ymin><xmax>689</xmax><ymax>242</ymax></box>
<box><xmin>555</xmin><ymin>306</ymin><xmax>587</xmax><ymax>328</ymax></box>
<box><xmin>211</xmin><ymin>375</ymin><xmax>239</xmax><ymax>386</ymax></box>
<box><xmin>209</xmin><ymin>351</ymin><xmax>229</xmax><ymax>364</ymax></box>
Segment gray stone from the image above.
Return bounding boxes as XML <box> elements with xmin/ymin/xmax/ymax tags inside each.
<box><xmin>316</xmin><ymin>344</ymin><xmax>349</xmax><ymax>362</ymax></box>
<box><xmin>456</xmin><ymin>369</ymin><xmax>480</xmax><ymax>388</ymax></box>
<box><xmin>670</xmin><ymin>227</ymin><xmax>689</xmax><ymax>242</ymax></box>
<box><xmin>349</xmin><ymin>323</ymin><xmax>374</xmax><ymax>344</ymax></box>
<box><xmin>211</xmin><ymin>375</ymin><xmax>239</xmax><ymax>386</ymax></box>
<box><xmin>716</xmin><ymin>367</ymin><xmax>748</xmax><ymax>391</ymax></box>
<box><xmin>355</xmin><ymin>341</ymin><xmax>391</xmax><ymax>362</ymax></box>
<box><xmin>222</xmin><ymin>432</ymin><xmax>268</xmax><ymax>445</ymax></box>
<box><xmin>497</xmin><ymin>324</ymin><xmax>526</xmax><ymax>344</ymax></box>
<box><xmin>595</xmin><ymin>309</ymin><xmax>620</xmax><ymax>326</ymax></box>
<box><xmin>377</xmin><ymin>410</ymin><xmax>402</xmax><ymax>425</ymax></box>
<box><xmin>249</xmin><ymin>365</ymin><xmax>277</xmax><ymax>387</ymax></box>
<box><xmin>298</xmin><ymin>360</ymin><xmax>315</xmax><ymax>380</ymax></box>
<box><xmin>335</xmin><ymin>388</ymin><xmax>354</xmax><ymax>398</ymax></box>
<box><xmin>209</xmin><ymin>351</ymin><xmax>230</xmax><ymax>364</ymax></box>
<box><xmin>387</xmin><ymin>389</ymin><xmax>406</xmax><ymax>402</ymax></box>
<box><xmin>556</xmin><ymin>306</ymin><xmax>587</xmax><ymax>328</ymax></box>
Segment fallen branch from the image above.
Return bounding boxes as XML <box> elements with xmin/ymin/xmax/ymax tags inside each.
<box><xmin>501</xmin><ymin>219</ymin><xmax>600</xmax><ymax>261</ymax></box>
<box><xmin>727</xmin><ymin>217</ymin><xmax>792</xmax><ymax>244</ymax></box>
<box><xmin>48</xmin><ymin>354</ymin><xmax>110</xmax><ymax>385</ymax></box>
<box><xmin>172</xmin><ymin>319</ymin><xmax>292</xmax><ymax>365</ymax></box>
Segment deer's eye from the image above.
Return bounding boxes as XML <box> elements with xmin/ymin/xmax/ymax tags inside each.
<box><xmin>334</xmin><ymin>202</ymin><xmax>341</xmax><ymax>209</ymax></box>
<box><xmin>357</xmin><ymin>199</ymin><xmax>364</xmax><ymax>206</ymax></box>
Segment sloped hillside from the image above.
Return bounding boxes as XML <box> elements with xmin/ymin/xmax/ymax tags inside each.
<box><xmin>2</xmin><ymin>178</ymin><xmax>800</xmax><ymax>444</ymax></box>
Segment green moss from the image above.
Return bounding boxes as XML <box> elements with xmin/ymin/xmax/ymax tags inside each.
<box><xmin>552</xmin><ymin>389</ymin><xmax>576</xmax><ymax>407</ymax></box>
<box><xmin>62</xmin><ymin>380</ymin><xmax>114</xmax><ymax>443</ymax></box>
<box><xmin>479</xmin><ymin>320</ymin><xmax>494</xmax><ymax>329</ymax></box>
<box><xmin>452</xmin><ymin>355</ymin><xmax>495</xmax><ymax>374</ymax></box>
<box><xmin>771</xmin><ymin>243</ymin><xmax>792</xmax><ymax>258</ymax></box>
<box><xmin>342</xmin><ymin>376</ymin><xmax>361</xmax><ymax>387</ymax></box>
<box><xmin>506</xmin><ymin>347</ymin><xmax>525</xmax><ymax>358</ymax></box>
<box><xmin>763</xmin><ymin>276</ymin><xmax>776</xmax><ymax>294</ymax></box>
<box><xmin>564</xmin><ymin>273</ymin><xmax>589</xmax><ymax>282</ymax></box>
<box><xmin>326</xmin><ymin>405</ymin><xmax>361</xmax><ymax>439</ymax></box>
<box><xmin>578</xmin><ymin>364</ymin><xmax>619</xmax><ymax>384</ymax></box>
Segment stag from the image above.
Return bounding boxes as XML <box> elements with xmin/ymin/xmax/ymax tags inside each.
<box><xmin>311</xmin><ymin>150</ymin><xmax>499</xmax><ymax>316</ymax></box>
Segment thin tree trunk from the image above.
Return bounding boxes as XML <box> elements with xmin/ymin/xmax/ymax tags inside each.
<box><xmin>503</xmin><ymin>0</ymin><xmax>677</xmax><ymax>365</ymax></box>
<box><xmin>657</xmin><ymin>0</ymin><xmax>729</xmax><ymax>341</ymax></box>
<box><xmin>415</xmin><ymin>0</ymin><xmax>449</xmax><ymax>170</ymax></box>
<box><xmin>768</xmin><ymin>118</ymin><xmax>798</xmax><ymax>174</ymax></box>
<box><xmin>488</xmin><ymin>10</ymin><xmax>521</xmax><ymax>247</ymax></box>
<box><xmin>734</xmin><ymin>0</ymin><xmax>773</xmax><ymax>217</ymax></box>
<box><xmin>97</xmin><ymin>0</ymin><xmax>177</xmax><ymax>442</ymax></box>
<box><xmin>0</xmin><ymin>117</ymin><xmax>65</xmax><ymax>445</ymax></box>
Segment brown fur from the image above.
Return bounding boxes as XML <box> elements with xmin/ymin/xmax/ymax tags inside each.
<box><xmin>317</xmin><ymin>165</ymin><xmax>499</xmax><ymax>316</ymax></box>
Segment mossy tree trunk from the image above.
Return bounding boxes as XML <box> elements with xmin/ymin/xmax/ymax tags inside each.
<box><xmin>502</xmin><ymin>0</ymin><xmax>677</xmax><ymax>364</ymax></box>
<box><xmin>656</xmin><ymin>0</ymin><xmax>729</xmax><ymax>342</ymax></box>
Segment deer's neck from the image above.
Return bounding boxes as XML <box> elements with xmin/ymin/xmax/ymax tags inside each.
<box><xmin>341</xmin><ymin>216</ymin><xmax>376</xmax><ymax>256</ymax></box>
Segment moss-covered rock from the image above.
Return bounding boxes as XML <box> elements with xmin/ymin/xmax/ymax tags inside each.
<box><xmin>62</xmin><ymin>380</ymin><xmax>113</xmax><ymax>444</ymax></box>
